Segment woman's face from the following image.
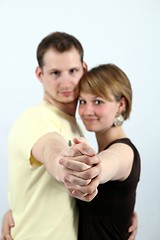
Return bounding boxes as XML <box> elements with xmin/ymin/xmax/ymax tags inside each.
<box><xmin>78</xmin><ymin>92</ymin><xmax>123</xmax><ymax>133</ymax></box>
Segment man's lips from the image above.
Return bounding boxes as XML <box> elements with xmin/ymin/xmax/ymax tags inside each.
<box><xmin>60</xmin><ymin>90</ymin><xmax>74</xmax><ymax>96</ymax></box>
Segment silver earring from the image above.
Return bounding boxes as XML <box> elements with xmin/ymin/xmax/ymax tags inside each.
<box><xmin>113</xmin><ymin>114</ymin><xmax>124</xmax><ymax>127</ymax></box>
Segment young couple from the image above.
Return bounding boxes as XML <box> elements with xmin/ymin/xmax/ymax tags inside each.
<box><xmin>1</xmin><ymin>31</ymin><xmax>140</xmax><ymax>240</ymax></box>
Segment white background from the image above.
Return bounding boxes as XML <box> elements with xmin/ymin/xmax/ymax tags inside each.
<box><xmin>0</xmin><ymin>0</ymin><xmax>160</xmax><ymax>239</ymax></box>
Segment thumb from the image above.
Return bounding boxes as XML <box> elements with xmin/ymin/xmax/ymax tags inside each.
<box><xmin>73</xmin><ymin>137</ymin><xmax>88</xmax><ymax>144</ymax></box>
<box><xmin>73</xmin><ymin>138</ymin><xmax>96</xmax><ymax>156</ymax></box>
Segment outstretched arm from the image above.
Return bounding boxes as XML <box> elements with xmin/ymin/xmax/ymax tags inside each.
<box><xmin>32</xmin><ymin>133</ymin><xmax>100</xmax><ymax>183</ymax></box>
<box><xmin>0</xmin><ymin>139</ymin><xmax>100</xmax><ymax>239</ymax></box>
<box><xmin>59</xmin><ymin>137</ymin><xmax>134</xmax><ymax>198</ymax></box>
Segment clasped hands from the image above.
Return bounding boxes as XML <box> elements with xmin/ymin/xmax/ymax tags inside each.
<box><xmin>59</xmin><ymin>137</ymin><xmax>101</xmax><ymax>202</ymax></box>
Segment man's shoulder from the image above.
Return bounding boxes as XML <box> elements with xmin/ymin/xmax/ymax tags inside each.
<box><xmin>19</xmin><ymin>101</ymin><xmax>54</xmax><ymax>118</ymax></box>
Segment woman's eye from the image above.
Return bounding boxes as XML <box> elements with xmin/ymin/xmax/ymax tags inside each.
<box><xmin>95</xmin><ymin>100</ymin><xmax>102</xmax><ymax>105</ymax></box>
<box><xmin>79</xmin><ymin>99</ymin><xmax>86</xmax><ymax>105</ymax></box>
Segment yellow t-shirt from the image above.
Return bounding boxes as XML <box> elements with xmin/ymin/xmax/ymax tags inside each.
<box><xmin>8</xmin><ymin>100</ymin><xmax>84</xmax><ymax>240</ymax></box>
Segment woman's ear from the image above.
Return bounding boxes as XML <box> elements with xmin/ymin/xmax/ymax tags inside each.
<box><xmin>35</xmin><ymin>66</ymin><xmax>43</xmax><ymax>82</ymax></box>
<box><xmin>118</xmin><ymin>97</ymin><xmax>126</xmax><ymax>114</ymax></box>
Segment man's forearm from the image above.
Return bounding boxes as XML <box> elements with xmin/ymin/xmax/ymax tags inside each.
<box><xmin>32</xmin><ymin>132</ymin><xmax>68</xmax><ymax>182</ymax></box>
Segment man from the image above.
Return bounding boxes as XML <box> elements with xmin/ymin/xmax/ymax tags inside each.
<box><xmin>1</xmin><ymin>32</ymin><xmax>137</xmax><ymax>240</ymax></box>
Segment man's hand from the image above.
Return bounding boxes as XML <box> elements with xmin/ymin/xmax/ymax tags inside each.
<box><xmin>1</xmin><ymin>210</ymin><xmax>14</xmax><ymax>240</ymax></box>
<box><xmin>59</xmin><ymin>137</ymin><xmax>101</xmax><ymax>201</ymax></box>
<box><xmin>128</xmin><ymin>212</ymin><xmax>138</xmax><ymax>240</ymax></box>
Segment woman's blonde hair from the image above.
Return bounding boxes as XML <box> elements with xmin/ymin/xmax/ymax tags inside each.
<box><xmin>79</xmin><ymin>64</ymin><xmax>132</xmax><ymax>120</ymax></box>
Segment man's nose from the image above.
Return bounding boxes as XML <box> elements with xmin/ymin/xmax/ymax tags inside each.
<box><xmin>60</xmin><ymin>73</ymin><xmax>72</xmax><ymax>85</ymax></box>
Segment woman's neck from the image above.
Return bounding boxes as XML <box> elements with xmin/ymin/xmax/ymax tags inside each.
<box><xmin>96</xmin><ymin>126</ymin><xmax>127</xmax><ymax>152</ymax></box>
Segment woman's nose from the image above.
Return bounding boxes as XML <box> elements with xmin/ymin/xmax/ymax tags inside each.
<box><xmin>83</xmin><ymin>104</ymin><xmax>94</xmax><ymax>115</ymax></box>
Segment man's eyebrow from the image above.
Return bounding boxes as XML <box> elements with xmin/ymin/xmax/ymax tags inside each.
<box><xmin>48</xmin><ymin>68</ymin><xmax>60</xmax><ymax>72</ymax></box>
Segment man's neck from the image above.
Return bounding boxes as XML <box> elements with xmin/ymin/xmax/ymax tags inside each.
<box><xmin>43</xmin><ymin>97</ymin><xmax>77</xmax><ymax>116</ymax></box>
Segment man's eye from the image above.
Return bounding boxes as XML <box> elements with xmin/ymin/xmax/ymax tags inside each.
<box><xmin>79</xmin><ymin>99</ymin><xmax>86</xmax><ymax>105</ymax></box>
<box><xmin>51</xmin><ymin>71</ymin><xmax>60</xmax><ymax>76</ymax></box>
<box><xmin>70</xmin><ymin>68</ymin><xmax>77</xmax><ymax>74</ymax></box>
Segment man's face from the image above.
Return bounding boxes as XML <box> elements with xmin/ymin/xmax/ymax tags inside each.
<box><xmin>36</xmin><ymin>47</ymin><xmax>86</xmax><ymax>105</ymax></box>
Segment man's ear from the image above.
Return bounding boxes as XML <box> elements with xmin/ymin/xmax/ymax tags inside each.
<box><xmin>35</xmin><ymin>66</ymin><xmax>43</xmax><ymax>82</ymax></box>
<box><xmin>83</xmin><ymin>61</ymin><xmax>88</xmax><ymax>73</ymax></box>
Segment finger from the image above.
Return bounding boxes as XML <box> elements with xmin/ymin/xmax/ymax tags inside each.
<box><xmin>71</xmin><ymin>175</ymin><xmax>100</xmax><ymax>195</ymax></box>
<box><xmin>73</xmin><ymin>137</ymin><xmax>88</xmax><ymax>144</ymax></box>
<box><xmin>60</xmin><ymin>156</ymin><xmax>92</xmax><ymax>171</ymax></box>
<box><xmin>60</xmin><ymin>155</ymin><xmax>100</xmax><ymax>171</ymax></box>
<box><xmin>1</xmin><ymin>232</ymin><xmax>13</xmax><ymax>240</ymax></box>
<box><xmin>8</xmin><ymin>212</ymin><xmax>14</xmax><ymax>228</ymax></box>
<box><xmin>1</xmin><ymin>233</ymin><xmax>13</xmax><ymax>240</ymax></box>
<box><xmin>128</xmin><ymin>211</ymin><xmax>138</xmax><ymax>233</ymax></box>
<box><xmin>79</xmin><ymin>175</ymin><xmax>100</xmax><ymax>194</ymax></box>
<box><xmin>64</xmin><ymin>163</ymin><xmax>101</xmax><ymax>182</ymax></box>
<box><xmin>128</xmin><ymin>225</ymin><xmax>137</xmax><ymax>233</ymax></box>
<box><xmin>70</xmin><ymin>188</ymin><xmax>98</xmax><ymax>202</ymax></box>
<box><xmin>1</xmin><ymin>210</ymin><xmax>14</xmax><ymax>240</ymax></box>
<box><xmin>72</xmin><ymin>142</ymin><xmax>96</xmax><ymax>156</ymax></box>
<box><xmin>76</xmin><ymin>163</ymin><xmax>101</xmax><ymax>180</ymax></box>
<box><xmin>64</xmin><ymin>175</ymin><xmax>91</xmax><ymax>186</ymax></box>
<box><xmin>61</xmin><ymin>147</ymin><xmax>82</xmax><ymax>157</ymax></box>
<box><xmin>128</xmin><ymin>212</ymin><xmax>138</xmax><ymax>240</ymax></box>
<box><xmin>127</xmin><ymin>230</ymin><xmax>137</xmax><ymax>240</ymax></box>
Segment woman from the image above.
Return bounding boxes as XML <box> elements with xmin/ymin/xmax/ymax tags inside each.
<box><xmin>62</xmin><ymin>63</ymin><xmax>141</xmax><ymax>240</ymax></box>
